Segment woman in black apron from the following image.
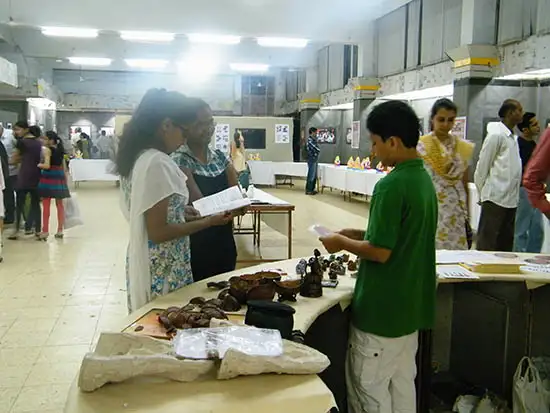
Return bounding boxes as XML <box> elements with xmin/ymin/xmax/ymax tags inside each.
<box><xmin>171</xmin><ymin>100</ymin><xmax>242</xmax><ymax>281</ymax></box>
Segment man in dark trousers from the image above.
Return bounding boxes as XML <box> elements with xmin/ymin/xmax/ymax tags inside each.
<box><xmin>305</xmin><ymin>127</ymin><xmax>320</xmax><ymax>195</ymax></box>
<box><xmin>0</xmin><ymin>125</ymin><xmax>15</xmax><ymax>224</ymax></box>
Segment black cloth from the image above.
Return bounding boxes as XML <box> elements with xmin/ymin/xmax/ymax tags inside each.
<box><xmin>476</xmin><ymin>201</ymin><xmax>517</xmax><ymax>251</ymax></box>
<box><xmin>0</xmin><ymin>141</ymin><xmax>14</xmax><ymax>223</ymax></box>
<box><xmin>518</xmin><ymin>136</ymin><xmax>537</xmax><ymax>177</ymax></box>
<box><xmin>190</xmin><ymin>171</ymin><xmax>237</xmax><ymax>281</ymax></box>
<box><xmin>15</xmin><ymin>188</ymin><xmax>41</xmax><ymax>233</ymax></box>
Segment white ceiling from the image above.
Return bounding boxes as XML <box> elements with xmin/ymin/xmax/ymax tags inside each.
<box><xmin>0</xmin><ymin>0</ymin><xmax>411</xmax><ymax>73</ymax></box>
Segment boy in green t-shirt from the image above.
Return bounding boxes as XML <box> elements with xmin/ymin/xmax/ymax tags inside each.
<box><xmin>320</xmin><ymin>100</ymin><xmax>437</xmax><ymax>413</ymax></box>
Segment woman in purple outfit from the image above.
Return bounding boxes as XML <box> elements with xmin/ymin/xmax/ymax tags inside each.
<box><xmin>8</xmin><ymin>120</ymin><xmax>42</xmax><ymax>239</ymax></box>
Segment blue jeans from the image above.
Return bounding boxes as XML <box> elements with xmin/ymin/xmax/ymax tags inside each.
<box><xmin>306</xmin><ymin>160</ymin><xmax>318</xmax><ymax>193</ymax></box>
<box><xmin>514</xmin><ymin>187</ymin><xmax>544</xmax><ymax>253</ymax></box>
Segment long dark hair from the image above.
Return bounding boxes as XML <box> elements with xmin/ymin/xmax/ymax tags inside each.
<box><xmin>29</xmin><ymin>125</ymin><xmax>42</xmax><ymax>138</ymax></box>
<box><xmin>115</xmin><ymin>88</ymin><xmax>209</xmax><ymax>178</ymax></box>
<box><xmin>45</xmin><ymin>131</ymin><xmax>65</xmax><ymax>153</ymax></box>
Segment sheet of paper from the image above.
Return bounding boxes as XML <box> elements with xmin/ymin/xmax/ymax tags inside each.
<box><xmin>214</xmin><ymin>123</ymin><xmax>230</xmax><ymax>154</ymax></box>
<box><xmin>436</xmin><ymin>265</ymin><xmax>479</xmax><ymax>280</ymax></box>
<box><xmin>308</xmin><ymin>225</ymin><xmax>332</xmax><ymax>237</ymax></box>
<box><xmin>192</xmin><ymin>186</ymin><xmax>251</xmax><ymax>217</ymax></box>
<box><xmin>436</xmin><ymin>250</ymin><xmax>506</xmax><ymax>264</ymax></box>
<box><xmin>275</xmin><ymin>124</ymin><xmax>290</xmax><ymax>144</ymax></box>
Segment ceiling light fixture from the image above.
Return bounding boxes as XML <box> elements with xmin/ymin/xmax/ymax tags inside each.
<box><xmin>230</xmin><ymin>63</ymin><xmax>269</xmax><ymax>72</ymax></box>
<box><xmin>257</xmin><ymin>37</ymin><xmax>308</xmax><ymax>48</ymax></box>
<box><xmin>125</xmin><ymin>59</ymin><xmax>169</xmax><ymax>69</ymax></box>
<box><xmin>41</xmin><ymin>26</ymin><xmax>98</xmax><ymax>38</ymax></box>
<box><xmin>68</xmin><ymin>57</ymin><xmax>112</xmax><ymax>66</ymax></box>
<box><xmin>497</xmin><ymin>69</ymin><xmax>550</xmax><ymax>80</ymax></box>
<box><xmin>187</xmin><ymin>33</ymin><xmax>241</xmax><ymax>45</ymax></box>
<box><xmin>120</xmin><ymin>31</ymin><xmax>175</xmax><ymax>42</ymax></box>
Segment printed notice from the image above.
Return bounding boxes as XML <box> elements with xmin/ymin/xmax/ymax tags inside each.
<box><xmin>192</xmin><ymin>185</ymin><xmax>251</xmax><ymax>217</ymax></box>
<box><xmin>214</xmin><ymin>124</ymin><xmax>230</xmax><ymax>154</ymax></box>
<box><xmin>351</xmin><ymin>121</ymin><xmax>360</xmax><ymax>149</ymax></box>
<box><xmin>275</xmin><ymin>124</ymin><xmax>290</xmax><ymax>144</ymax></box>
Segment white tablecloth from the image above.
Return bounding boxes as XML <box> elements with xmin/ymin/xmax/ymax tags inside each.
<box><xmin>319</xmin><ymin>165</ymin><xmax>386</xmax><ymax>196</ymax></box>
<box><xmin>248</xmin><ymin>161</ymin><xmax>326</xmax><ymax>186</ymax></box>
<box><xmin>69</xmin><ymin>159</ymin><xmax>119</xmax><ymax>182</ymax></box>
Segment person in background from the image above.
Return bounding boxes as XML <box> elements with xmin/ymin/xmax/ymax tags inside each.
<box><xmin>513</xmin><ymin>112</ymin><xmax>543</xmax><ymax>253</ymax></box>
<box><xmin>418</xmin><ymin>98</ymin><xmax>474</xmax><ymax>250</ymax></box>
<box><xmin>78</xmin><ymin>130</ymin><xmax>91</xmax><ymax>159</ymax></box>
<box><xmin>9</xmin><ymin>121</ymin><xmax>42</xmax><ymax>239</ymax></box>
<box><xmin>523</xmin><ymin>124</ymin><xmax>550</xmax><ymax>220</ymax></box>
<box><xmin>97</xmin><ymin>130</ymin><xmax>111</xmax><ymax>159</ymax></box>
<box><xmin>116</xmin><ymin>89</ymin><xmax>231</xmax><ymax>312</ymax></box>
<box><xmin>305</xmin><ymin>126</ymin><xmax>320</xmax><ymax>195</ymax></box>
<box><xmin>0</xmin><ymin>138</ymin><xmax>5</xmax><ymax>261</ymax></box>
<box><xmin>172</xmin><ymin>101</ymin><xmax>243</xmax><ymax>282</ymax></box>
<box><xmin>230</xmin><ymin>129</ymin><xmax>249</xmax><ymax>189</ymax></box>
<box><xmin>37</xmin><ymin>131</ymin><xmax>71</xmax><ymax>240</ymax></box>
<box><xmin>0</xmin><ymin>125</ymin><xmax>16</xmax><ymax>225</ymax></box>
<box><xmin>320</xmin><ymin>100</ymin><xmax>437</xmax><ymax>413</ymax></box>
<box><xmin>474</xmin><ymin>99</ymin><xmax>524</xmax><ymax>251</ymax></box>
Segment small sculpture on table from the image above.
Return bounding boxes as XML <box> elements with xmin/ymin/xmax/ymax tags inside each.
<box><xmin>328</xmin><ymin>261</ymin><xmax>346</xmax><ymax>280</ymax></box>
<box><xmin>296</xmin><ymin>258</ymin><xmax>307</xmax><ymax>276</ymax></box>
<box><xmin>300</xmin><ymin>255</ymin><xmax>323</xmax><ymax>298</ymax></box>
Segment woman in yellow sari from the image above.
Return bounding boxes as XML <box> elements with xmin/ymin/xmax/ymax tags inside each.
<box><xmin>418</xmin><ymin>98</ymin><xmax>474</xmax><ymax>250</ymax></box>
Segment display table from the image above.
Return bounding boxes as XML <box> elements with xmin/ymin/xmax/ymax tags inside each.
<box><xmin>234</xmin><ymin>188</ymin><xmax>295</xmax><ymax>263</ymax></box>
<box><xmin>247</xmin><ymin>161</ymin><xmax>328</xmax><ymax>189</ymax></box>
<box><xmin>318</xmin><ymin>165</ymin><xmax>386</xmax><ymax>199</ymax></box>
<box><xmin>65</xmin><ymin>254</ymin><xmax>550</xmax><ymax>413</ymax></box>
<box><xmin>69</xmin><ymin>159</ymin><xmax>119</xmax><ymax>183</ymax></box>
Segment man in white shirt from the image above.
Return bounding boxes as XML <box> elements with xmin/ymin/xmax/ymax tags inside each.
<box><xmin>0</xmin><ymin>125</ymin><xmax>16</xmax><ymax>224</ymax></box>
<box><xmin>474</xmin><ymin>99</ymin><xmax>524</xmax><ymax>251</ymax></box>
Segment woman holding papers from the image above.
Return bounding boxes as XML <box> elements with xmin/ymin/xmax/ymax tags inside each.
<box><xmin>172</xmin><ymin>106</ymin><xmax>242</xmax><ymax>281</ymax></box>
<box><xmin>116</xmin><ymin>89</ymin><xmax>231</xmax><ymax>312</ymax></box>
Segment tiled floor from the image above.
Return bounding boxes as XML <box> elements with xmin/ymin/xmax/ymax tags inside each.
<box><xmin>0</xmin><ymin>181</ymin><xmax>367</xmax><ymax>412</ymax></box>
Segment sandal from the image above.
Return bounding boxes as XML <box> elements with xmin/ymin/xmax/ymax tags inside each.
<box><xmin>37</xmin><ymin>233</ymin><xmax>48</xmax><ymax>241</ymax></box>
<box><xmin>7</xmin><ymin>231</ymin><xmax>19</xmax><ymax>240</ymax></box>
<box><xmin>55</xmin><ymin>233</ymin><xmax>64</xmax><ymax>239</ymax></box>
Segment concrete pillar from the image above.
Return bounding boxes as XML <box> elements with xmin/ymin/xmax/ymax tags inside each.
<box><xmin>298</xmin><ymin>92</ymin><xmax>321</xmax><ymax>161</ymax></box>
<box><xmin>460</xmin><ymin>0</ymin><xmax>498</xmax><ymax>45</ymax></box>
<box><xmin>350</xmin><ymin>77</ymin><xmax>379</xmax><ymax>158</ymax></box>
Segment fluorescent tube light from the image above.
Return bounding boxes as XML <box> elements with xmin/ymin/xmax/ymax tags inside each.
<box><xmin>381</xmin><ymin>84</ymin><xmax>454</xmax><ymax>101</ymax></box>
<box><xmin>41</xmin><ymin>26</ymin><xmax>98</xmax><ymax>38</ymax></box>
<box><xmin>322</xmin><ymin>102</ymin><xmax>354</xmax><ymax>110</ymax></box>
<box><xmin>187</xmin><ymin>33</ymin><xmax>241</xmax><ymax>45</ymax></box>
<box><xmin>497</xmin><ymin>69</ymin><xmax>550</xmax><ymax>80</ymax></box>
<box><xmin>230</xmin><ymin>63</ymin><xmax>269</xmax><ymax>72</ymax></box>
<box><xmin>120</xmin><ymin>31</ymin><xmax>175</xmax><ymax>42</ymax></box>
<box><xmin>68</xmin><ymin>57</ymin><xmax>112</xmax><ymax>66</ymax></box>
<box><xmin>125</xmin><ymin>59</ymin><xmax>169</xmax><ymax>69</ymax></box>
<box><xmin>257</xmin><ymin>37</ymin><xmax>308</xmax><ymax>48</ymax></box>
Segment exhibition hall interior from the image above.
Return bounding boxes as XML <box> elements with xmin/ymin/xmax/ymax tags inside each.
<box><xmin>3</xmin><ymin>0</ymin><xmax>550</xmax><ymax>412</ymax></box>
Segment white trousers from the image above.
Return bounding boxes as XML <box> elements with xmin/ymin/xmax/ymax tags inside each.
<box><xmin>346</xmin><ymin>326</ymin><xmax>419</xmax><ymax>413</ymax></box>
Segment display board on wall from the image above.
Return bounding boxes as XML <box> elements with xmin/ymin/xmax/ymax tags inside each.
<box><xmin>317</xmin><ymin>127</ymin><xmax>336</xmax><ymax>144</ymax></box>
<box><xmin>241</xmin><ymin>128</ymin><xmax>267</xmax><ymax>149</ymax></box>
<box><xmin>351</xmin><ymin>121</ymin><xmax>360</xmax><ymax>149</ymax></box>
<box><xmin>274</xmin><ymin>124</ymin><xmax>290</xmax><ymax>144</ymax></box>
<box><xmin>452</xmin><ymin>117</ymin><xmax>467</xmax><ymax>140</ymax></box>
<box><xmin>214</xmin><ymin>123</ymin><xmax>230</xmax><ymax>154</ymax></box>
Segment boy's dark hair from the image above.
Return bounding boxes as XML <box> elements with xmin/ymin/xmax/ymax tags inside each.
<box><xmin>366</xmin><ymin>100</ymin><xmax>420</xmax><ymax>148</ymax></box>
<box><xmin>430</xmin><ymin>98</ymin><xmax>457</xmax><ymax>119</ymax></box>
<box><xmin>498</xmin><ymin>99</ymin><xmax>520</xmax><ymax>118</ymax></box>
<box><xmin>309</xmin><ymin>127</ymin><xmax>317</xmax><ymax>135</ymax></box>
<box><xmin>518</xmin><ymin>112</ymin><xmax>536</xmax><ymax>132</ymax></box>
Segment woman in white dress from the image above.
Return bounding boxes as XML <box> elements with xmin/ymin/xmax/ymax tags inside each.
<box><xmin>115</xmin><ymin>89</ymin><xmax>231</xmax><ymax>312</ymax></box>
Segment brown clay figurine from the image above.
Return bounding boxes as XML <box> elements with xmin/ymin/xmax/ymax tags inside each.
<box><xmin>300</xmin><ymin>255</ymin><xmax>323</xmax><ymax>298</ymax></box>
<box><xmin>342</xmin><ymin>254</ymin><xmax>350</xmax><ymax>263</ymax></box>
<box><xmin>348</xmin><ymin>260</ymin><xmax>358</xmax><ymax>271</ymax></box>
<box><xmin>222</xmin><ymin>295</ymin><xmax>241</xmax><ymax>312</ymax></box>
<box><xmin>189</xmin><ymin>297</ymin><xmax>206</xmax><ymax>306</ymax></box>
<box><xmin>329</xmin><ymin>261</ymin><xmax>346</xmax><ymax>276</ymax></box>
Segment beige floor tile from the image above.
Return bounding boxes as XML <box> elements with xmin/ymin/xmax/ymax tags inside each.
<box><xmin>0</xmin><ymin>347</ymin><xmax>41</xmax><ymax>367</ymax></box>
<box><xmin>0</xmin><ymin>387</ymin><xmax>20</xmax><ymax>413</ymax></box>
<box><xmin>25</xmin><ymin>362</ymin><xmax>80</xmax><ymax>386</ymax></box>
<box><xmin>0</xmin><ymin>365</ymin><xmax>33</xmax><ymax>388</ymax></box>
<box><xmin>17</xmin><ymin>306</ymin><xmax>64</xmax><ymax>320</ymax></box>
<box><xmin>36</xmin><ymin>345</ymin><xmax>90</xmax><ymax>364</ymax></box>
<box><xmin>8</xmin><ymin>318</ymin><xmax>58</xmax><ymax>334</ymax></box>
<box><xmin>58</xmin><ymin>304</ymin><xmax>102</xmax><ymax>320</ymax></box>
<box><xmin>10</xmin><ymin>383</ymin><xmax>71</xmax><ymax>413</ymax></box>
<box><xmin>65</xmin><ymin>294</ymin><xmax>105</xmax><ymax>306</ymax></box>
<box><xmin>0</xmin><ymin>331</ymin><xmax>50</xmax><ymax>349</ymax></box>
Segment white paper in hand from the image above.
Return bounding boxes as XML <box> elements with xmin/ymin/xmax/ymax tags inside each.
<box><xmin>309</xmin><ymin>225</ymin><xmax>332</xmax><ymax>237</ymax></box>
<box><xmin>192</xmin><ymin>185</ymin><xmax>251</xmax><ymax>217</ymax></box>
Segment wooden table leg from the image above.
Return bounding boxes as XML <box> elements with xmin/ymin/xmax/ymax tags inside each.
<box><xmin>288</xmin><ymin>211</ymin><xmax>293</xmax><ymax>259</ymax></box>
<box><xmin>257</xmin><ymin>211</ymin><xmax>261</xmax><ymax>248</ymax></box>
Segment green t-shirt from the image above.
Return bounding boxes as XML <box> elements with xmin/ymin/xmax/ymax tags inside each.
<box><xmin>351</xmin><ymin>158</ymin><xmax>438</xmax><ymax>338</ymax></box>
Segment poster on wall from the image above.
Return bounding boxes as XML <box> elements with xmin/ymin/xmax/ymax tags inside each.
<box><xmin>214</xmin><ymin>123</ymin><xmax>230</xmax><ymax>154</ymax></box>
<box><xmin>316</xmin><ymin>127</ymin><xmax>336</xmax><ymax>144</ymax></box>
<box><xmin>346</xmin><ymin>127</ymin><xmax>352</xmax><ymax>144</ymax></box>
<box><xmin>451</xmin><ymin>116</ymin><xmax>467</xmax><ymax>140</ymax></box>
<box><xmin>274</xmin><ymin>124</ymin><xmax>290</xmax><ymax>144</ymax></box>
<box><xmin>351</xmin><ymin>121</ymin><xmax>360</xmax><ymax>149</ymax></box>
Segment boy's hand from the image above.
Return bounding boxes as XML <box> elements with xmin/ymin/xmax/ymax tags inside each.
<box><xmin>320</xmin><ymin>233</ymin><xmax>346</xmax><ymax>254</ymax></box>
<box><xmin>338</xmin><ymin>228</ymin><xmax>365</xmax><ymax>241</ymax></box>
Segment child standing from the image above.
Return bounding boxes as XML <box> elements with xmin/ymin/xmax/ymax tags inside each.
<box><xmin>320</xmin><ymin>100</ymin><xmax>437</xmax><ymax>413</ymax></box>
<box><xmin>37</xmin><ymin>131</ymin><xmax>70</xmax><ymax>240</ymax></box>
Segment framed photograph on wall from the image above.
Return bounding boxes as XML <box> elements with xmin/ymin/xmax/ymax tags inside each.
<box><xmin>316</xmin><ymin>127</ymin><xmax>336</xmax><ymax>144</ymax></box>
<box><xmin>346</xmin><ymin>127</ymin><xmax>352</xmax><ymax>144</ymax></box>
